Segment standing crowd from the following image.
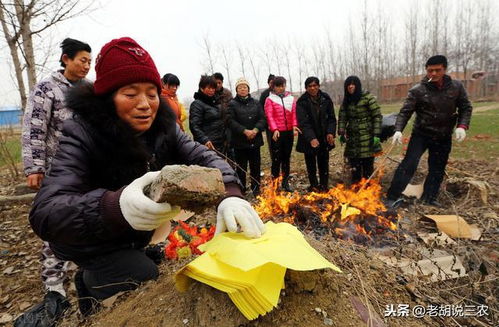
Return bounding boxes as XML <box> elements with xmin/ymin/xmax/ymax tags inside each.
<box><xmin>16</xmin><ymin>36</ymin><xmax>472</xmax><ymax>326</ymax></box>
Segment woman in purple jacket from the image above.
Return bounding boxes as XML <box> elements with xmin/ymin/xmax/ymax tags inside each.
<box><xmin>29</xmin><ymin>37</ymin><xmax>265</xmax><ymax>316</ymax></box>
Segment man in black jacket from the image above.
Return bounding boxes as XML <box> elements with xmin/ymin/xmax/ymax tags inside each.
<box><xmin>296</xmin><ymin>77</ymin><xmax>336</xmax><ymax>192</ymax></box>
<box><xmin>386</xmin><ymin>55</ymin><xmax>473</xmax><ymax>207</ymax></box>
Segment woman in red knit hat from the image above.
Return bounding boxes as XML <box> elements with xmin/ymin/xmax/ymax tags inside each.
<box><xmin>28</xmin><ymin>37</ymin><xmax>265</xmax><ymax>316</ymax></box>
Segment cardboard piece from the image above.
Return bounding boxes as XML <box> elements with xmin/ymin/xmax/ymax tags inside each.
<box><xmin>376</xmin><ymin>251</ymin><xmax>467</xmax><ymax>282</ymax></box>
<box><xmin>400</xmin><ymin>254</ymin><xmax>467</xmax><ymax>282</ymax></box>
<box><xmin>417</xmin><ymin>232</ymin><xmax>456</xmax><ymax>246</ymax></box>
<box><xmin>423</xmin><ymin>215</ymin><xmax>481</xmax><ymax>240</ymax></box>
<box><xmin>402</xmin><ymin>183</ymin><xmax>424</xmax><ymax>199</ymax></box>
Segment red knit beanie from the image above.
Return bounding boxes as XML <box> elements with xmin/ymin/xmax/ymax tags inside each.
<box><xmin>94</xmin><ymin>37</ymin><xmax>161</xmax><ymax>95</ymax></box>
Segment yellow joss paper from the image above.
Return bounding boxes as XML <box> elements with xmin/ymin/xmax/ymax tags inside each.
<box><xmin>198</xmin><ymin>221</ymin><xmax>342</xmax><ymax>273</ymax></box>
<box><xmin>175</xmin><ymin>221</ymin><xmax>341</xmax><ymax>320</ymax></box>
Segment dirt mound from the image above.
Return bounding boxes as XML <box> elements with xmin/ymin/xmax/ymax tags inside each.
<box><xmin>62</xmin><ymin>236</ymin><xmax>436</xmax><ymax>327</ymax></box>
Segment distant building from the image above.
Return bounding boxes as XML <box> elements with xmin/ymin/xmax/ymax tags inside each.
<box><xmin>0</xmin><ymin>106</ymin><xmax>22</xmax><ymax>127</ymax></box>
<box><xmin>379</xmin><ymin>71</ymin><xmax>499</xmax><ymax>102</ymax></box>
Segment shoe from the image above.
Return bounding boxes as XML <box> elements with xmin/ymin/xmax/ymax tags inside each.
<box><xmin>307</xmin><ymin>185</ymin><xmax>319</xmax><ymax>192</ymax></box>
<box><xmin>14</xmin><ymin>291</ymin><xmax>70</xmax><ymax>327</ymax></box>
<box><xmin>319</xmin><ymin>185</ymin><xmax>329</xmax><ymax>192</ymax></box>
<box><xmin>74</xmin><ymin>269</ymin><xmax>99</xmax><ymax>316</ymax></box>
<box><xmin>282</xmin><ymin>178</ymin><xmax>293</xmax><ymax>192</ymax></box>
<box><xmin>420</xmin><ymin>199</ymin><xmax>443</xmax><ymax>208</ymax></box>
<box><xmin>383</xmin><ymin>197</ymin><xmax>404</xmax><ymax>209</ymax></box>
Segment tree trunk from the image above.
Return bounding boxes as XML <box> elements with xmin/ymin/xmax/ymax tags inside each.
<box><xmin>0</xmin><ymin>3</ymin><xmax>27</xmax><ymax>109</ymax></box>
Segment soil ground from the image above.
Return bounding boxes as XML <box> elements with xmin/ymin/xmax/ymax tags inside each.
<box><xmin>0</xmin><ymin>140</ymin><xmax>497</xmax><ymax>327</ymax></box>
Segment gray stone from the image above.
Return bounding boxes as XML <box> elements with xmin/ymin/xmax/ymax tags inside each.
<box><xmin>147</xmin><ymin>165</ymin><xmax>225</xmax><ymax>212</ymax></box>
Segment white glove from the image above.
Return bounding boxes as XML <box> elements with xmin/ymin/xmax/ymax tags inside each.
<box><xmin>455</xmin><ymin>127</ymin><xmax>466</xmax><ymax>142</ymax></box>
<box><xmin>391</xmin><ymin>131</ymin><xmax>403</xmax><ymax>145</ymax></box>
<box><xmin>119</xmin><ymin>171</ymin><xmax>180</xmax><ymax>231</ymax></box>
<box><xmin>216</xmin><ymin>197</ymin><xmax>266</xmax><ymax>238</ymax></box>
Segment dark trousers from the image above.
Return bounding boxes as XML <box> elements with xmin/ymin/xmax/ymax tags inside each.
<box><xmin>304</xmin><ymin>147</ymin><xmax>329</xmax><ymax>188</ymax></box>
<box><xmin>270</xmin><ymin>131</ymin><xmax>293</xmax><ymax>179</ymax></box>
<box><xmin>77</xmin><ymin>249</ymin><xmax>159</xmax><ymax>300</ymax></box>
<box><xmin>265</xmin><ymin>129</ymin><xmax>274</xmax><ymax>161</ymax></box>
<box><xmin>387</xmin><ymin>133</ymin><xmax>451</xmax><ymax>201</ymax></box>
<box><xmin>349</xmin><ymin>157</ymin><xmax>375</xmax><ymax>184</ymax></box>
<box><xmin>234</xmin><ymin>147</ymin><xmax>261</xmax><ymax>193</ymax></box>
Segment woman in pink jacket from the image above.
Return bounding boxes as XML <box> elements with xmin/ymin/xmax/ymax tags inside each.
<box><xmin>264</xmin><ymin>76</ymin><xmax>300</xmax><ymax>191</ymax></box>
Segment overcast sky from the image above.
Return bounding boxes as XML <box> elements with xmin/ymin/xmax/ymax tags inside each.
<box><xmin>1</xmin><ymin>0</ymin><xmax>408</xmax><ymax>107</ymax></box>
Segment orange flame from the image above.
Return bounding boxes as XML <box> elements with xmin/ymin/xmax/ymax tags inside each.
<box><xmin>255</xmin><ymin>177</ymin><xmax>398</xmax><ymax>241</ymax></box>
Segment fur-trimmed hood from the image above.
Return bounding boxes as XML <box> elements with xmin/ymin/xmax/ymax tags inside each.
<box><xmin>65</xmin><ymin>83</ymin><xmax>178</xmax><ymax>189</ymax></box>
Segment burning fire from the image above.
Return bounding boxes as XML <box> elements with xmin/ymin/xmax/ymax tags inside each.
<box><xmin>254</xmin><ymin>177</ymin><xmax>398</xmax><ymax>242</ymax></box>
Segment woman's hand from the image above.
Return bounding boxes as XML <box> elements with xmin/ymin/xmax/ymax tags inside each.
<box><xmin>310</xmin><ymin>139</ymin><xmax>320</xmax><ymax>148</ymax></box>
<box><xmin>26</xmin><ymin>173</ymin><xmax>44</xmax><ymax>190</ymax></box>
<box><xmin>120</xmin><ymin>171</ymin><xmax>180</xmax><ymax>231</ymax></box>
<box><xmin>243</xmin><ymin>129</ymin><xmax>256</xmax><ymax>140</ymax></box>
<box><xmin>272</xmin><ymin>130</ymin><xmax>280</xmax><ymax>142</ymax></box>
<box><xmin>327</xmin><ymin>134</ymin><xmax>335</xmax><ymax>146</ymax></box>
<box><xmin>205</xmin><ymin>141</ymin><xmax>215</xmax><ymax>150</ymax></box>
<box><xmin>216</xmin><ymin>197</ymin><xmax>266</xmax><ymax>238</ymax></box>
<box><xmin>293</xmin><ymin>126</ymin><xmax>301</xmax><ymax>136</ymax></box>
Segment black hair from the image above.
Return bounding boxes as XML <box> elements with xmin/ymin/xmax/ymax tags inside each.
<box><xmin>199</xmin><ymin>75</ymin><xmax>217</xmax><ymax>89</ymax></box>
<box><xmin>161</xmin><ymin>73</ymin><xmax>180</xmax><ymax>86</ymax></box>
<box><xmin>59</xmin><ymin>38</ymin><xmax>91</xmax><ymax>68</ymax></box>
<box><xmin>267</xmin><ymin>74</ymin><xmax>275</xmax><ymax>84</ymax></box>
<box><xmin>212</xmin><ymin>72</ymin><xmax>224</xmax><ymax>81</ymax></box>
<box><xmin>342</xmin><ymin>76</ymin><xmax>362</xmax><ymax>107</ymax></box>
<box><xmin>304</xmin><ymin>76</ymin><xmax>320</xmax><ymax>88</ymax></box>
<box><xmin>425</xmin><ymin>55</ymin><xmax>448</xmax><ymax>68</ymax></box>
<box><xmin>273</xmin><ymin>76</ymin><xmax>286</xmax><ymax>87</ymax></box>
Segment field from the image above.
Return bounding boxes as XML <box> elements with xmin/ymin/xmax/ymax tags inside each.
<box><xmin>0</xmin><ymin>102</ymin><xmax>497</xmax><ymax>327</ymax></box>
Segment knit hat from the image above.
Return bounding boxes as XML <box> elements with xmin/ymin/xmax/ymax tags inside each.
<box><xmin>94</xmin><ymin>37</ymin><xmax>161</xmax><ymax>95</ymax></box>
<box><xmin>235</xmin><ymin>78</ymin><xmax>250</xmax><ymax>91</ymax></box>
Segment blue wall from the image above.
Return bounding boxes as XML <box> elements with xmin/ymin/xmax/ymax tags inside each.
<box><xmin>0</xmin><ymin>107</ymin><xmax>22</xmax><ymax>127</ymax></box>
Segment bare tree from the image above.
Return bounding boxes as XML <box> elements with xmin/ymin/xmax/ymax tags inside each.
<box><xmin>0</xmin><ymin>0</ymin><xmax>95</xmax><ymax>110</ymax></box>
<box><xmin>282</xmin><ymin>39</ymin><xmax>293</xmax><ymax>92</ymax></box>
<box><xmin>200</xmin><ymin>33</ymin><xmax>217</xmax><ymax>74</ymax></box>
<box><xmin>236</xmin><ymin>42</ymin><xmax>247</xmax><ymax>78</ymax></box>
<box><xmin>293</xmin><ymin>38</ymin><xmax>306</xmax><ymax>93</ymax></box>
<box><xmin>246</xmin><ymin>47</ymin><xmax>261</xmax><ymax>92</ymax></box>
<box><xmin>270</xmin><ymin>40</ymin><xmax>282</xmax><ymax>76</ymax></box>
<box><xmin>404</xmin><ymin>0</ymin><xmax>420</xmax><ymax>83</ymax></box>
<box><xmin>259</xmin><ymin>44</ymin><xmax>273</xmax><ymax>76</ymax></box>
<box><xmin>219</xmin><ymin>45</ymin><xmax>233</xmax><ymax>93</ymax></box>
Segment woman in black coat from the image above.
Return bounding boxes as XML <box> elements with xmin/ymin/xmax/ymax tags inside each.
<box><xmin>296</xmin><ymin>77</ymin><xmax>336</xmax><ymax>192</ymax></box>
<box><xmin>29</xmin><ymin>37</ymin><xmax>265</xmax><ymax>315</ymax></box>
<box><xmin>189</xmin><ymin>75</ymin><xmax>228</xmax><ymax>154</ymax></box>
<box><xmin>228</xmin><ymin>78</ymin><xmax>267</xmax><ymax>196</ymax></box>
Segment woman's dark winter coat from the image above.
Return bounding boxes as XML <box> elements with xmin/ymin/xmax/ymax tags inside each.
<box><xmin>29</xmin><ymin>84</ymin><xmax>241</xmax><ymax>263</ymax></box>
<box><xmin>189</xmin><ymin>91</ymin><xmax>227</xmax><ymax>149</ymax></box>
<box><xmin>296</xmin><ymin>90</ymin><xmax>336</xmax><ymax>154</ymax></box>
<box><xmin>227</xmin><ymin>95</ymin><xmax>267</xmax><ymax>149</ymax></box>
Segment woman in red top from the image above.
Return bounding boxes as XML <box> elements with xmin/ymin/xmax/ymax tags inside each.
<box><xmin>264</xmin><ymin>76</ymin><xmax>300</xmax><ymax>191</ymax></box>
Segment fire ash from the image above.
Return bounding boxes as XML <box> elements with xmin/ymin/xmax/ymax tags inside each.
<box><xmin>254</xmin><ymin>177</ymin><xmax>399</xmax><ymax>244</ymax></box>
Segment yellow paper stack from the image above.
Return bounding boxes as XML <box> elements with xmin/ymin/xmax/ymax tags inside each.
<box><xmin>175</xmin><ymin>222</ymin><xmax>341</xmax><ymax>320</ymax></box>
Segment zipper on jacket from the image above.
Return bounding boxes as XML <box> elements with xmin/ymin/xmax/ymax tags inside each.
<box><xmin>147</xmin><ymin>153</ymin><xmax>157</xmax><ymax>172</ymax></box>
<box><xmin>280</xmin><ymin>96</ymin><xmax>289</xmax><ymax>130</ymax></box>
